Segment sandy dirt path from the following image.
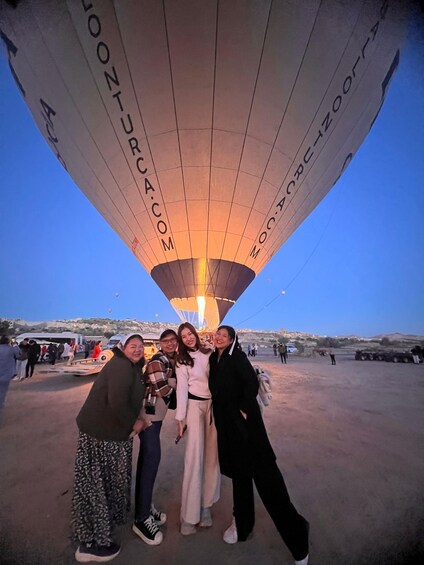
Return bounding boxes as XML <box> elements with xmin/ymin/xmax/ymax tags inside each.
<box><xmin>0</xmin><ymin>353</ymin><xmax>423</xmax><ymax>564</ymax></box>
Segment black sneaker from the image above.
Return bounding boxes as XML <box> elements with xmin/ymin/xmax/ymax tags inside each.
<box><xmin>75</xmin><ymin>542</ymin><xmax>121</xmax><ymax>562</ymax></box>
<box><xmin>150</xmin><ymin>503</ymin><xmax>167</xmax><ymax>526</ymax></box>
<box><xmin>132</xmin><ymin>515</ymin><xmax>163</xmax><ymax>545</ymax></box>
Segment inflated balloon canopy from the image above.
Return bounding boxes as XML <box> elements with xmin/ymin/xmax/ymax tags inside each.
<box><xmin>0</xmin><ymin>0</ymin><xmax>406</xmax><ymax>327</ymax></box>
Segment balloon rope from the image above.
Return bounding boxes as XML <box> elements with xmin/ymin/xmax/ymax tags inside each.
<box><xmin>235</xmin><ymin>190</ymin><xmax>340</xmax><ymax>327</ymax></box>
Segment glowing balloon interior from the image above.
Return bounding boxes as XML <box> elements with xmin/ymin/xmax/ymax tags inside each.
<box><xmin>0</xmin><ymin>0</ymin><xmax>406</xmax><ymax>328</ymax></box>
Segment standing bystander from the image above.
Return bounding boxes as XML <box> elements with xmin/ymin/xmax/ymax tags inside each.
<box><xmin>16</xmin><ymin>338</ymin><xmax>30</xmax><ymax>381</ymax></box>
<box><xmin>0</xmin><ymin>336</ymin><xmax>20</xmax><ymax>414</ymax></box>
<box><xmin>26</xmin><ymin>339</ymin><xmax>41</xmax><ymax>378</ymax></box>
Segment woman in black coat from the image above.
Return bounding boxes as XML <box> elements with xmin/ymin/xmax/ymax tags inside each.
<box><xmin>209</xmin><ymin>325</ymin><xmax>309</xmax><ymax>565</ymax></box>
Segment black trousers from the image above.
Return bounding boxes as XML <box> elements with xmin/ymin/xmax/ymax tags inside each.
<box><xmin>26</xmin><ymin>358</ymin><xmax>37</xmax><ymax>377</ymax></box>
<box><xmin>232</xmin><ymin>460</ymin><xmax>309</xmax><ymax>561</ymax></box>
<box><xmin>330</xmin><ymin>354</ymin><xmax>336</xmax><ymax>365</ymax></box>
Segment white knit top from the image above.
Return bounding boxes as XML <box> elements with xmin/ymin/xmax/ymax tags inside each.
<box><xmin>175</xmin><ymin>349</ymin><xmax>212</xmax><ymax>422</ymax></box>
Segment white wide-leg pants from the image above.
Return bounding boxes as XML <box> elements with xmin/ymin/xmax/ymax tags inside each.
<box><xmin>180</xmin><ymin>398</ymin><xmax>220</xmax><ymax>525</ymax></box>
<box><xmin>16</xmin><ymin>359</ymin><xmax>28</xmax><ymax>379</ymax></box>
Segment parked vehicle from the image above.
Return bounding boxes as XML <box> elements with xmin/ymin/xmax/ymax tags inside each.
<box><xmin>16</xmin><ymin>331</ymin><xmax>86</xmax><ymax>349</ymax></box>
<box><xmin>355</xmin><ymin>350</ymin><xmax>414</xmax><ymax>363</ymax></box>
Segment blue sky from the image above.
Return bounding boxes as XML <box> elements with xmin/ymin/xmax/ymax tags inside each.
<box><xmin>1</xmin><ymin>17</ymin><xmax>423</xmax><ymax>337</ymax></box>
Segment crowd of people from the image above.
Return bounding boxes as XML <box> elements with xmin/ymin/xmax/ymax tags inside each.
<box><xmin>0</xmin><ymin>327</ymin><xmax>310</xmax><ymax>565</ymax></box>
<box><xmin>0</xmin><ymin>337</ymin><xmax>105</xmax><ymax>408</ymax></box>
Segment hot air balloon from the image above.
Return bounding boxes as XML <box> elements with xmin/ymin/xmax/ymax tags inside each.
<box><xmin>0</xmin><ymin>0</ymin><xmax>407</xmax><ymax>328</ymax></box>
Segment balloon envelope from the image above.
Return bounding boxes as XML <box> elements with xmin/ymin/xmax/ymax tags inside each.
<box><xmin>0</xmin><ymin>0</ymin><xmax>407</xmax><ymax>327</ymax></box>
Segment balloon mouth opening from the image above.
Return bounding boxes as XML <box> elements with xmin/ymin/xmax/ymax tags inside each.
<box><xmin>197</xmin><ymin>296</ymin><xmax>206</xmax><ymax>329</ymax></box>
<box><xmin>170</xmin><ymin>296</ymin><xmax>235</xmax><ymax>330</ymax></box>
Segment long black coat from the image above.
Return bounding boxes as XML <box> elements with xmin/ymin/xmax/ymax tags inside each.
<box><xmin>209</xmin><ymin>346</ymin><xmax>276</xmax><ymax>478</ymax></box>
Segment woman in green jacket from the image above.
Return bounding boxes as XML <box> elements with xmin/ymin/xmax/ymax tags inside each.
<box><xmin>72</xmin><ymin>333</ymin><xmax>149</xmax><ymax>563</ymax></box>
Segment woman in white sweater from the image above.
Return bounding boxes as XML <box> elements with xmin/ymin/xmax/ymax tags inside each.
<box><xmin>176</xmin><ymin>322</ymin><xmax>220</xmax><ymax>535</ymax></box>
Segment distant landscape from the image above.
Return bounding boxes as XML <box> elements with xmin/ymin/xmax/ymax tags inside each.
<box><xmin>1</xmin><ymin>318</ymin><xmax>423</xmax><ymax>353</ymax></box>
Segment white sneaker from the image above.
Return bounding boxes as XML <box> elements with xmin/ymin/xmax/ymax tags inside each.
<box><xmin>223</xmin><ymin>518</ymin><xmax>238</xmax><ymax>544</ymax></box>
<box><xmin>295</xmin><ymin>555</ymin><xmax>309</xmax><ymax>565</ymax></box>
<box><xmin>199</xmin><ymin>507</ymin><xmax>212</xmax><ymax>527</ymax></box>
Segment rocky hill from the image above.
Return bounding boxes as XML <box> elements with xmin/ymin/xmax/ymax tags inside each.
<box><xmin>3</xmin><ymin>318</ymin><xmax>423</xmax><ymax>347</ymax></box>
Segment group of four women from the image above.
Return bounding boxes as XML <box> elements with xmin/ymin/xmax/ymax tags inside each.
<box><xmin>71</xmin><ymin>324</ymin><xmax>309</xmax><ymax>564</ymax></box>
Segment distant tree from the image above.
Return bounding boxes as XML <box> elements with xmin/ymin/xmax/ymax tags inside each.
<box><xmin>103</xmin><ymin>331</ymin><xmax>115</xmax><ymax>339</ymax></box>
<box><xmin>294</xmin><ymin>340</ymin><xmax>304</xmax><ymax>353</ymax></box>
<box><xmin>278</xmin><ymin>335</ymin><xmax>289</xmax><ymax>345</ymax></box>
<box><xmin>380</xmin><ymin>337</ymin><xmax>391</xmax><ymax>346</ymax></box>
<box><xmin>0</xmin><ymin>319</ymin><xmax>11</xmax><ymax>336</ymax></box>
<box><xmin>316</xmin><ymin>337</ymin><xmax>340</xmax><ymax>348</ymax></box>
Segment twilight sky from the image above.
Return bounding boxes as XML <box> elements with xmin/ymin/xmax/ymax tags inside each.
<box><xmin>0</xmin><ymin>14</ymin><xmax>423</xmax><ymax>337</ymax></box>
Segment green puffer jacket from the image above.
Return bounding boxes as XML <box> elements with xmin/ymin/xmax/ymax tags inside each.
<box><xmin>76</xmin><ymin>348</ymin><xmax>145</xmax><ymax>441</ymax></box>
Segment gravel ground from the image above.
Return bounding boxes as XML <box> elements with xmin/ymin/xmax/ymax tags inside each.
<box><xmin>0</xmin><ymin>353</ymin><xmax>423</xmax><ymax>565</ymax></box>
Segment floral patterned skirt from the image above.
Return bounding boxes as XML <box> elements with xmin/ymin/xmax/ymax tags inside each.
<box><xmin>71</xmin><ymin>431</ymin><xmax>133</xmax><ymax>546</ymax></box>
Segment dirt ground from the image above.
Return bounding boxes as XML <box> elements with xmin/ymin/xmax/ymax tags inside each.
<box><xmin>0</xmin><ymin>353</ymin><xmax>423</xmax><ymax>565</ymax></box>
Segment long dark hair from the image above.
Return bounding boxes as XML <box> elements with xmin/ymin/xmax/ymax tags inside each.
<box><xmin>217</xmin><ymin>325</ymin><xmax>241</xmax><ymax>354</ymax></box>
<box><xmin>177</xmin><ymin>322</ymin><xmax>209</xmax><ymax>367</ymax></box>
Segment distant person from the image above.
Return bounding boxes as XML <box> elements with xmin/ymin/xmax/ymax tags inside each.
<box><xmin>26</xmin><ymin>339</ymin><xmax>41</xmax><ymax>378</ymax></box>
<box><xmin>16</xmin><ymin>338</ymin><xmax>30</xmax><ymax>381</ymax></box>
<box><xmin>279</xmin><ymin>343</ymin><xmax>287</xmax><ymax>364</ymax></box>
<box><xmin>57</xmin><ymin>342</ymin><xmax>65</xmax><ymax>361</ymax></box>
<box><xmin>329</xmin><ymin>348</ymin><xmax>336</xmax><ymax>365</ymax></box>
<box><xmin>72</xmin><ymin>333</ymin><xmax>148</xmax><ymax>563</ymax></box>
<box><xmin>92</xmin><ymin>341</ymin><xmax>102</xmax><ymax>359</ymax></box>
<box><xmin>247</xmin><ymin>344</ymin><xmax>251</xmax><ymax>357</ymax></box>
<box><xmin>411</xmin><ymin>345</ymin><xmax>421</xmax><ymax>364</ymax></box>
<box><xmin>209</xmin><ymin>326</ymin><xmax>309</xmax><ymax>564</ymax></box>
<box><xmin>40</xmin><ymin>344</ymin><xmax>47</xmax><ymax>362</ymax></box>
<box><xmin>0</xmin><ymin>336</ymin><xmax>20</xmax><ymax>413</ymax></box>
<box><xmin>47</xmin><ymin>342</ymin><xmax>58</xmax><ymax>365</ymax></box>
<box><xmin>273</xmin><ymin>343</ymin><xmax>278</xmax><ymax>356</ymax></box>
<box><xmin>253</xmin><ymin>344</ymin><xmax>258</xmax><ymax>357</ymax></box>
<box><xmin>175</xmin><ymin>323</ymin><xmax>220</xmax><ymax>536</ymax></box>
<box><xmin>62</xmin><ymin>342</ymin><xmax>70</xmax><ymax>361</ymax></box>
<box><xmin>133</xmin><ymin>329</ymin><xmax>178</xmax><ymax>546</ymax></box>
<box><xmin>84</xmin><ymin>341</ymin><xmax>90</xmax><ymax>359</ymax></box>
<box><xmin>67</xmin><ymin>342</ymin><xmax>75</xmax><ymax>365</ymax></box>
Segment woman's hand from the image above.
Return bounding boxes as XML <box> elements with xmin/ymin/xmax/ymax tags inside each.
<box><xmin>177</xmin><ymin>419</ymin><xmax>186</xmax><ymax>436</ymax></box>
<box><xmin>130</xmin><ymin>417</ymin><xmax>152</xmax><ymax>438</ymax></box>
<box><xmin>240</xmin><ymin>410</ymin><xmax>247</xmax><ymax>420</ymax></box>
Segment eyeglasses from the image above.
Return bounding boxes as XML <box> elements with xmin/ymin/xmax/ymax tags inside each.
<box><xmin>160</xmin><ymin>337</ymin><xmax>177</xmax><ymax>344</ymax></box>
